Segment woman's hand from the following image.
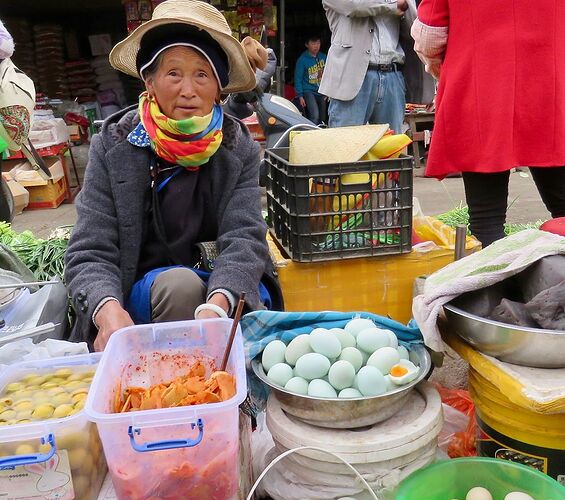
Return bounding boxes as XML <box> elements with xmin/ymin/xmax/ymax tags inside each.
<box><xmin>93</xmin><ymin>301</ymin><xmax>134</xmax><ymax>351</ymax></box>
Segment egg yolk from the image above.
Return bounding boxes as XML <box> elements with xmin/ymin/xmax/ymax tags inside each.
<box><xmin>390</xmin><ymin>365</ymin><xmax>409</xmax><ymax>377</ymax></box>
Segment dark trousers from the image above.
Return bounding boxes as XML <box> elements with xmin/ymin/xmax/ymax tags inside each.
<box><xmin>303</xmin><ymin>92</ymin><xmax>327</xmax><ymax>125</ymax></box>
<box><xmin>462</xmin><ymin>167</ymin><xmax>565</xmax><ymax>247</ymax></box>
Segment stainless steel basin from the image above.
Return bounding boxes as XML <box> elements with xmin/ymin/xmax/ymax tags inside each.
<box><xmin>443</xmin><ymin>303</ymin><xmax>565</xmax><ymax>368</ymax></box>
<box><xmin>251</xmin><ymin>344</ymin><xmax>432</xmax><ymax>428</ymax></box>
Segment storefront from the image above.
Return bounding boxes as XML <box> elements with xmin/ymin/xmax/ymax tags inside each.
<box><xmin>1</xmin><ymin>0</ymin><xmax>327</xmax><ymax>109</ymax></box>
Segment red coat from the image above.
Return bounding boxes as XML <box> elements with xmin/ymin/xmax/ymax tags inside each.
<box><xmin>413</xmin><ymin>0</ymin><xmax>565</xmax><ymax>178</ymax></box>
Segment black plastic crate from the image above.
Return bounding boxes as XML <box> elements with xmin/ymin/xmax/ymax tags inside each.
<box><xmin>265</xmin><ymin>148</ymin><xmax>413</xmax><ymax>262</ymax></box>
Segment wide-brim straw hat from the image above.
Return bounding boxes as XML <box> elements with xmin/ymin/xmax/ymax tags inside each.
<box><xmin>109</xmin><ymin>0</ymin><xmax>256</xmax><ymax>93</ymax></box>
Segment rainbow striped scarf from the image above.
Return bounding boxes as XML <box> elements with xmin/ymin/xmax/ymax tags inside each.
<box><xmin>139</xmin><ymin>91</ymin><xmax>223</xmax><ymax>169</ymax></box>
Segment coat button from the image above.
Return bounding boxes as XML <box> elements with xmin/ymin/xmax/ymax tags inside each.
<box><xmin>77</xmin><ymin>290</ymin><xmax>86</xmax><ymax>302</ymax></box>
<box><xmin>369</xmin><ymin>28</ymin><xmax>374</xmax><ymax>33</ymax></box>
<box><xmin>366</xmin><ymin>49</ymin><xmax>371</xmax><ymax>54</ymax></box>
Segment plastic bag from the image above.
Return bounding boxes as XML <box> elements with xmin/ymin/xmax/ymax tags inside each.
<box><xmin>0</xmin><ymin>338</ymin><xmax>89</xmax><ymax>373</ymax></box>
<box><xmin>436</xmin><ymin>384</ymin><xmax>477</xmax><ymax>458</ymax></box>
<box><xmin>412</xmin><ymin>198</ymin><xmax>481</xmax><ymax>252</ymax></box>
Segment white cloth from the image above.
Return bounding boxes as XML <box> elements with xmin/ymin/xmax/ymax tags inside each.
<box><xmin>412</xmin><ymin>230</ymin><xmax>565</xmax><ymax>352</ymax></box>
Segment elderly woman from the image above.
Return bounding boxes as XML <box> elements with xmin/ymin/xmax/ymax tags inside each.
<box><xmin>65</xmin><ymin>0</ymin><xmax>270</xmax><ymax>351</ymax></box>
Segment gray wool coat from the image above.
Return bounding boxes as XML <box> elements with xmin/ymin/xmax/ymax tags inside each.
<box><xmin>64</xmin><ymin>106</ymin><xmax>268</xmax><ymax>345</ymax></box>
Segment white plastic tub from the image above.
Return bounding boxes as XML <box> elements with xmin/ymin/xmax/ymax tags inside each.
<box><xmin>0</xmin><ymin>353</ymin><xmax>106</xmax><ymax>500</ymax></box>
<box><xmin>85</xmin><ymin>319</ymin><xmax>247</xmax><ymax>500</ymax></box>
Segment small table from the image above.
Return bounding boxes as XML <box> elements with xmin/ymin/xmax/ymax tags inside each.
<box><xmin>404</xmin><ymin>111</ymin><xmax>435</xmax><ymax>170</ymax></box>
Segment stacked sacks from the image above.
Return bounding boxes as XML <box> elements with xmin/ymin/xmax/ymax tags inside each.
<box><xmin>3</xmin><ymin>18</ymin><xmax>37</xmax><ymax>84</ymax></box>
<box><xmin>34</xmin><ymin>24</ymin><xmax>70</xmax><ymax>100</ymax></box>
<box><xmin>66</xmin><ymin>60</ymin><xmax>97</xmax><ymax>104</ymax></box>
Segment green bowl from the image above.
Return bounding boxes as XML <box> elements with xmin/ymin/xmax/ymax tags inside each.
<box><xmin>395</xmin><ymin>457</ymin><xmax>565</xmax><ymax>499</ymax></box>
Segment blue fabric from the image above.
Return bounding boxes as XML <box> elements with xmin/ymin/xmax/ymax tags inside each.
<box><xmin>241</xmin><ymin>310</ymin><xmax>423</xmax><ymax>416</ymax></box>
<box><xmin>294</xmin><ymin>50</ymin><xmax>327</xmax><ymax>96</ymax></box>
<box><xmin>127</xmin><ymin>121</ymin><xmax>151</xmax><ymax>148</ymax></box>
<box><xmin>329</xmin><ymin>69</ymin><xmax>406</xmax><ymax>133</ymax></box>
<box><xmin>126</xmin><ymin>265</ymin><xmax>273</xmax><ymax>324</ymax></box>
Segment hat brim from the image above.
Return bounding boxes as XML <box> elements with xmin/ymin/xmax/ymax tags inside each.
<box><xmin>109</xmin><ymin>18</ymin><xmax>257</xmax><ymax>93</ymax></box>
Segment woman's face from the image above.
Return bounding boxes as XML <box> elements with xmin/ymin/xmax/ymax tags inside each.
<box><xmin>145</xmin><ymin>46</ymin><xmax>220</xmax><ymax>120</ymax></box>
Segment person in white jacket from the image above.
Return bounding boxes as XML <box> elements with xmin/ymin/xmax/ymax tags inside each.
<box><xmin>319</xmin><ymin>0</ymin><xmax>415</xmax><ymax>132</ymax></box>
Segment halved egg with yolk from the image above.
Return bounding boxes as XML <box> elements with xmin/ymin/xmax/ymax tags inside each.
<box><xmin>389</xmin><ymin>359</ymin><xmax>419</xmax><ymax>385</ymax></box>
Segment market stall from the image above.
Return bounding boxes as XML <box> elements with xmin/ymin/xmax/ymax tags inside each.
<box><xmin>1</xmin><ymin>121</ymin><xmax>565</xmax><ymax>499</ymax></box>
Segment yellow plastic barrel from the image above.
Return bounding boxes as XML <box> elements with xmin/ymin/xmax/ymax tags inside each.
<box><xmin>469</xmin><ymin>368</ymin><xmax>565</xmax><ymax>483</ymax></box>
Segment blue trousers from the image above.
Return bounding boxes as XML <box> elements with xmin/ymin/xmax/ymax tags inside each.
<box><xmin>303</xmin><ymin>92</ymin><xmax>327</xmax><ymax>125</ymax></box>
<box><xmin>329</xmin><ymin>68</ymin><xmax>406</xmax><ymax>133</ymax></box>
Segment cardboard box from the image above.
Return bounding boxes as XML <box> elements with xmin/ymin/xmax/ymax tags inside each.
<box><xmin>26</xmin><ymin>176</ymin><xmax>67</xmax><ymax>209</ymax></box>
<box><xmin>9</xmin><ymin>158</ymin><xmax>68</xmax><ymax>209</ymax></box>
<box><xmin>6</xmin><ymin>180</ymin><xmax>29</xmax><ymax>215</ymax></box>
<box><xmin>11</xmin><ymin>157</ymin><xmax>65</xmax><ymax>187</ymax></box>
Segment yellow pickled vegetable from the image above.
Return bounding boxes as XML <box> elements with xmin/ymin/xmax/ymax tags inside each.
<box><xmin>0</xmin><ymin>397</ymin><xmax>13</xmax><ymax>408</ymax></box>
<box><xmin>15</xmin><ymin>444</ymin><xmax>35</xmax><ymax>455</ymax></box>
<box><xmin>5</xmin><ymin>383</ymin><xmax>23</xmax><ymax>393</ymax></box>
<box><xmin>53</xmin><ymin>404</ymin><xmax>74</xmax><ymax>419</ymax></box>
<box><xmin>73</xmin><ymin>399</ymin><xmax>85</xmax><ymax>411</ymax></box>
<box><xmin>46</xmin><ymin>387</ymin><xmax>66</xmax><ymax>397</ymax></box>
<box><xmin>68</xmin><ymin>447</ymin><xmax>87</xmax><ymax>469</ymax></box>
<box><xmin>13</xmin><ymin>400</ymin><xmax>33</xmax><ymax>411</ymax></box>
<box><xmin>71</xmin><ymin>393</ymin><xmax>87</xmax><ymax>404</ymax></box>
<box><xmin>54</xmin><ymin>368</ymin><xmax>73</xmax><ymax>378</ymax></box>
<box><xmin>32</xmin><ymin>404</ymin><xmax>54</xmax><ymax>419</ymax></box>
<box><xmin>16</xmin><ymin>409</ymin><xmax>33</xmax><ymax>420</ymax></box>
<box><xmin>52</xmin><ymin>393</ymin><xmax>72</xmax><ymax>406</ymax></box>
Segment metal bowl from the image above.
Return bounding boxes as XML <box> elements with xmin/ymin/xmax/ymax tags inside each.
<box><xmin>251</xmin><ymin>344</ymin><xmax>431</xmax><ymax>428</ymax></box>
<box><xmin>443</xmin><ymin>303</ymin><xmax>565</xmax><ymax>368</ymax></box>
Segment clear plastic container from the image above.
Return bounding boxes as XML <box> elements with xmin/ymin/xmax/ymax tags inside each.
<box><xmin>85</xmin><ymin>319</ymin><xmax>247</xmax><ymax>500</ymax></box>
<box><xmin>0</xmin><ymin>353</ymin><xmax>107</xmax><ymax>500</ymax></box>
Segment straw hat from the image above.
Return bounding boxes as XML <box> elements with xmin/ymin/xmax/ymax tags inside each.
<box><xmin>109</xmin><ymin>0</ymin><xmax>256</xmax><ymax>93</ymax></box>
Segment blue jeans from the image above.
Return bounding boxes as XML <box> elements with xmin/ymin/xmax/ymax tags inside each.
<box><xmin>329</xmin><ymin>69</ymin><xmax>406</xmax><ymax>133</ymax></box>
<box><xmin>303</xmin><ymin>92</ymin><xmax>327</xmax><ymax>125</ymax></box>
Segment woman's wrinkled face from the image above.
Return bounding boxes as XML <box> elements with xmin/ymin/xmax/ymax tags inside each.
<box><xmin>145</xmin><ymin>46</ymin><xmax>220</xmax><ymax>120</ymax></box>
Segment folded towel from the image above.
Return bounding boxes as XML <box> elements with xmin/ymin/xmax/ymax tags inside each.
<box><xmin>412</xmin><ymin>230</ymin><xmax>565</xmax><ymax>352</ymax></box>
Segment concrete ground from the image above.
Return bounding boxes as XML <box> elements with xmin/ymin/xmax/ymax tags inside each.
<box><xmin>11</xmin><ymin>143</ymin><xmax>552</xmax><ymax>237</ymax></box>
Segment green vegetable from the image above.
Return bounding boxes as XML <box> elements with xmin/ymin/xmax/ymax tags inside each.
<box><xmin>436</xmin><ymin>204</ymin><xmax>544</xmax><ymax>236</ymax></box>
<box><xmin>0</xmin><ymin>222</ymin><xmax>69</xmax><ymax>281</ymax></box>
